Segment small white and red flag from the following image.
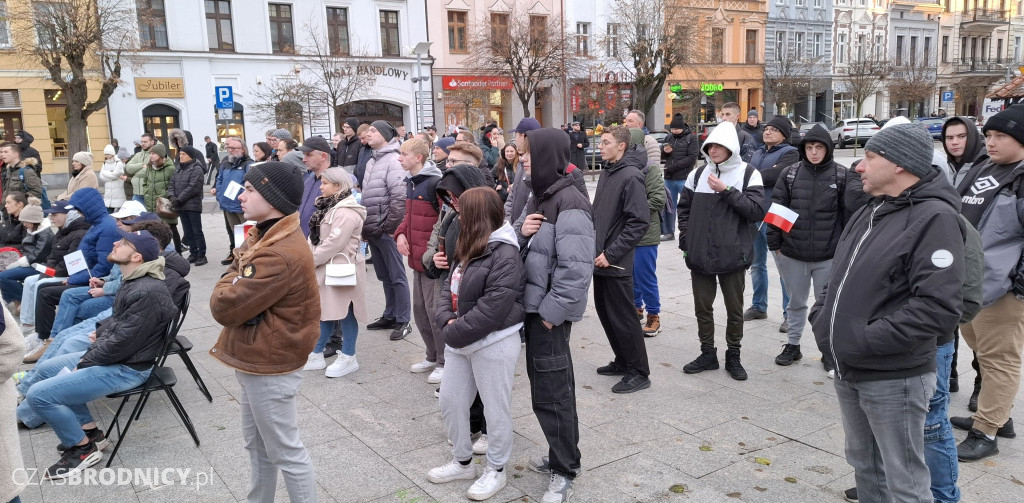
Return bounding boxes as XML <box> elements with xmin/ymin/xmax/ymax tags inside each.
<box><xmin>764</xmin><ymin>203</ymin><xmax>799</xmax><ymax>233</ymax></box>
<box><xmin>33</xmin><ymin>263</ymin><xmax>56</xmax><ymax>276</ymax></box>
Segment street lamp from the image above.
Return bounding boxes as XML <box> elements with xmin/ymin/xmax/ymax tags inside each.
<box><xmin>411</xmin><ymin>42</ymin><xmax>433</xmax><ymax>133</ymax></box>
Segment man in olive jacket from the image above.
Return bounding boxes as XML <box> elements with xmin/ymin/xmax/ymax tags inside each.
<box><xmin>210</xmin><ymin>161</ymin><xmax>320</xmax><ymax>503</ymax></box>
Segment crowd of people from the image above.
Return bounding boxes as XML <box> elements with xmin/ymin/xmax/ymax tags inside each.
<box><xmin>0</xmin><ymin>99</ymin><xmax>1021</xmax><ymax>503</ymax></box>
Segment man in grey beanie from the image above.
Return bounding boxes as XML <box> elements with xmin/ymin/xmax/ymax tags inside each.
<box><xmin>809</xmin><ymin>121</ymin><xmax>966</xmax><ymax>501</ymax></box>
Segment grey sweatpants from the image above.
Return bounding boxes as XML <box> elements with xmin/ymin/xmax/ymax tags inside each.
<box><xmin>236</xmin><ymin>370</ymin><xmax>317</xmax><ymax>503</ymax></box>
<box><xmin>439</xmin><ymin>334</ymin><xmax>520</xmax><ymax>469</ymax></box>
<box><xmin>412</xmin><ymin>271</ymin><xmax>444</xmax><ymax>365</ymax></box>
<box><xmin>776</xmin><ymin>254</ymin><xmax>832</xmax><ymax>346</ymax></box>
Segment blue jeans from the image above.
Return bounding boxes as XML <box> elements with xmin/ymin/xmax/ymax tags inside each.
<box><xmin>632</xmin><ymin>245</ymin><xmax>660</xmax><ymax>314</ymax></box>
<box><xmin>51</xmin><ymin>287</ymin><xmax>114</xmax><ymax>337</ymax></box>
<box><xmin>313</xmin><ymin>304</ymin><xmax>358</xmax><ymax>356</ymax></box>
<box><xmin>0</xmin><ymin>267</ymin><xmax>40</xmax><ymax>303</ymax></box>
<box><xmin>925</xmin><ymin>341</ymin><xmax>960</xmax><ymax>503</ymax></box>
<box><xmin>664</xmin><ymin>179</ymin><xmax>687</xmax><ymax>234</ymax></box>
<box><xmin>751</xmin><ymin>220</ymin><xmax>789</xmax><ymax>315</ymax></box>
<box><xmin>18</xmin><ymin>308</ymin><xmax>112</xmax><ymax>397</ymax></box>
<box><xmin>20</xmin><ymin>275</ymin><xmax>63</xmax><ymax>325</ymax></box>
<box><xmin>132</xmin><ymin>195</ymin><xmax>144</xmax><ymax>203</ymax></box>
<box><xmin>24</xmin><ymin>351</ymin><xmax>151</xmax><ymax>447</ymax></box>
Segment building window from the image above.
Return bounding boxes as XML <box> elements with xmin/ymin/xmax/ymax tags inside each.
<box><xmin>813</xmin><ymin>33</ymin><xmax>823</xmax><ymax>58</ymax></box>
<box><xmin>205</xmin><ymin>0</ymin><xmax>233</xmax><ymax>51</ymax></box>
<box><xmin>896</xmin><ymin>35</ymin><xmax>904</xmax><ymax>65</ymax></box>
<box><xmin>745</xmin><ymin>30</ymin><xmax>757</xmax><ymax>64</ymax></box>
<box><xmin>0</xmin><ymin>1</ymin><xmax>11</xmax><ymax>48</ymax></box>
<box><xmin>268</xmin><ymin>3</ymin><xmax>294</xmax><ymax>53</ymax></box>
<box><xmin>857</xmin><ymin>34</ymin><xmax>865</xmax><ymax>61</ymax></box>
<box><xmin>491</xmin><ymin>13</ymin><xmax>509</xmax><ymax>43</ymax></box>
<box><xmin>448</xmin><ymin>10</ymin><xmax>467</xmax><ymax>53</ymax></box>
<box><xmin>795</xmin><ymin>32</ymin><xmax>805</xmax><ymax>59</ymax></box>
<box><xmin>961</xmin><ymin>37</ymin><xmax>967</xmax><ymax>63</ymax></box>
<box><xmin>44</xmin><ymin>90</ymin><xmax>69</xmax><ymax>158</ymax></box>
<box><xmin>530</xmin><ymin>15</ymin><xmax>546</xmax><ymax>46</ymax></box>
<box><xmin>924</xmin><ymin>37</ymin><xmax>931</xmax><ymax>65</ymax></box>
<box><xmin>796</xmin><ymin>0</ymin><xmax>805</xmax><ymax>5</ymax></box>
<box><xmin>606</xmin><ymin>23</ymin><xmax>619</xmax><ymax>57</ymax></box>
<box><xmin>837</xmin><ymin>33</ymin><xmax>847</xmax><ymax>64</ymax></box>
<box><xmin>576</xmin><ymin>22</ymin><xmax>589</xmax><ymax>56</ymax></box>
<box><xmin>942</xmin><ymin>35</ymin><xmax>949</xmax><ymax>62</ymax></box>
<box><xmin>814</xmin><ymin>0</ymin><xmax>823</xmax><ymax>6</ymax></box>
<box><xmin>910</xmin><ymin>36</ymin><xmax>917</xmax><ymax>66</ymax></box>
<box><xmin>327</xmin><ymin>7</ymin><xmax>350</xmax><ymax>55</ymax></box>
<box><xmin>776</xmin><ymin>31</ymin><xmax>786</xmax><ymax>60</ymax></box>
<box><xmin>137</xmin><ymin>0</ymin><xmax>169</xmax><ymax>49</ymax></box>
<box><xmin>1015</xmin><ymin>36</ymin><xmax>1021</xmax><ymax>62</ymax></box>
<box><xmin>33</xmin><ymin>2</ymin><xmax>61</xmax><ymax>49</ymax></box>
<box><xmin>380</xmin><ymin>10</ymin><xmax>400</xmax><ymax>56</ymax></box>
<box><xmin>996</xmin><ymin>38</ymin><xmax>1003</xmax><ymax>63</ymax></box>
<box><xmin>712</xmin><ymin>28</ymin><xmax>724</xmax><ymax>63</ymax></box>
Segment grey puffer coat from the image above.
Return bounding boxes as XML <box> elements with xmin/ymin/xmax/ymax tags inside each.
<box><xmin>360</xmin><ymin>139</ymin><xmax>406</xmax><ymax>239</ymax></box>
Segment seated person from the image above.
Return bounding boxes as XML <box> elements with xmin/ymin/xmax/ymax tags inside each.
<box><xmin>0</xmin><ymin>192</ymin><xmax>29</xmax><ymax>247</ymax></box>
<box><xmin>0</xmin><ymin>198</ymin><xmax>53</xmax><ymax>311</ymax></box>
<box><xmin>20</xmin><ymin>229</ymin><xmax>178</xmax><ymax>479</ymax></box>
<box><xmin>18</xmin><ymin>202</ymin><xmax>90</xmax><ymax>327</ymax></box>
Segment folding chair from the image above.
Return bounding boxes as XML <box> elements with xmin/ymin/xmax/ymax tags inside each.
<box><xmin>103</xmin><ymin>293</ymin><xmax>199</xmax><ymax>467</ymax></box>
<box><xmin>162</xmin><ymin>317</ymin><xmax>212</xmax><ymax>402</ymax></box>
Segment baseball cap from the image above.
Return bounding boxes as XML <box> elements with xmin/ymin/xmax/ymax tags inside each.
<box><xmin>117</xmin><ymin>229</ymin><xmax>161</xmax><ymax>262</ymax></box>
<box><xmin>110</xmin><ymin>200</ymin><xmax>147</xmax><ymax>219</ymax></box>
<box><xmin>511</xmin><ymin>117</ymin><xmax>541</xmax><ymax>133</ymax></box>
<box><xmin>122</xmin><ymin>212</ymin><xmax>161</xmax><ymax>225</ymax></box>
<box><xmin>45</xmin><ymin>200</ymin><xmax>72</xmax><ymax>215</ymax></box>
<box><xmin>298</xmin><ymin>136</ymin><xmax>333</xmax><ymax>155</ymax></box>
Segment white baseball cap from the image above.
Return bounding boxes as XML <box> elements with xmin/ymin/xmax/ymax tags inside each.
<box><xmin>110</xmin><ymin>200</ymin><xmax>147</xmax><ymax>219</ymax></box>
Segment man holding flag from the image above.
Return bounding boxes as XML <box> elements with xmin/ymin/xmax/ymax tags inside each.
<box><xmin>766</xmin><ymin>124</ymin><xmax>865</xmax><ymax>370</ymax></box>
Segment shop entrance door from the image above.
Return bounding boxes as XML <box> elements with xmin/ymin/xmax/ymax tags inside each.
<box><xmin>0</xmin><ymin>112</ymin><xmax>22</xmax><ymax>141</ymax></box>
<box><xmin>142</xmin><ymin>104</ymin><xmax>180</xmax><ymax>152</ymax></box>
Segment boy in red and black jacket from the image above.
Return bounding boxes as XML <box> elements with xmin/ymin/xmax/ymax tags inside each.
<box><xmin>394</xmin><ymin>138</ymin><xmax>446</xmax><ymax>384</ymax></box>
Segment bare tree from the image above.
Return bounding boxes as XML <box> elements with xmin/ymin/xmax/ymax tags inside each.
<box><xmin>299</xmin><ymin>19</ymin><xmax>377</xmax><ymax>130</ymax></box>
<box><xmin>10</xmin><ymin>0</ymin><xmax>139</xmax><ymax>172</ymax></box>
<box><xmin>888</xmin><ymin>52</ymin><xmax>937</xmax><ymax>118</ymax></box>
<box><xmin>836</xmin><ymin>54</ymin><xmax>889</xmax><ymax>151</ymax></box>
<box><xmin>764</xmin><ymin>55</ymin><xmax>813</xmax><ymax>118</ymax></box>
<box><xmin>573</xmin><ymin>65</ymin><xmax>633</xmax><ymax>126</ymax></box>
<box><xmin>247</xmin><ymin>77</ymin><xmax>320</xmax><ymax>132</ymax></box>
<box><xmin>605</xmin><ymin>0</ymin><xmax>695</xmax><ymax>119</ymax></box>
<box><xmin>467</xmin><ymin>5</ymin><xmax>579</xmax><ymax>117</ymax></box>
<box><xmin>442</xmin><ymin>87</ymin><xmax>495</xmax><ymax>132</ymax></box>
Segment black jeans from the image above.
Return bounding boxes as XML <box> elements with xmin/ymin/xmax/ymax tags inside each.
<box><xmin>594</xmin><ymin>274</ymin><xmax>650</xmax><ymax>376</ymax></box>
<box><xmin>179</xmin><ymin>210</ymin><xmax>206</xmax><ymax>257</ymax></box>
<box><xmin>692</xmin><ymin>269</ymin><xmax>745</xmax><ymax>350</ymax></box>
<box><xmin>35</xmin><ymin>283</ymin><xmax>75</xmax><ymax>339</ymax></box>
<box><xmin>525</xmin><ymin>313</ymin><xmax>581</xmax><ymax>478</ymax></box>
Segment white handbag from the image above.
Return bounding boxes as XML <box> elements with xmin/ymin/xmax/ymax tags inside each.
<box><xmin>325</xmin><ymin>254</ymin><xmax>357</xmax><ymax>286</ymax></box>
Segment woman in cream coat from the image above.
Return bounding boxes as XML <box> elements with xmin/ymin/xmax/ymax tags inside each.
<box><xmin>304</xmin><ymin>167</ymin><xmax>368</xmax><ymax>378</ymax></box>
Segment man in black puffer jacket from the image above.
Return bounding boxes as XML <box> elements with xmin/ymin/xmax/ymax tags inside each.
<box><xmin>662</xmin><ymin>114</ymin><xmax>699</xmax><ymax>238</ymax></box>
<box><xmin>15</xmin><ymin>130</ymin><xmax>43</xmax><ymax>176</ymax></box>
<box><xmin>24</xmin><ymin>229</ymin><xmax>178</xmax><ymax>479</ymax></box>
<box><xmin>767</xmin><ymin>124</ymin><xmax>865</xmax><ymax>368</ymax></box>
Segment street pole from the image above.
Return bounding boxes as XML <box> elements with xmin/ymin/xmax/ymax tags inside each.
<box><xmin>415</xmin><ymin>52</ymin><xmax>423</xmax><ymax>133</ymax></box>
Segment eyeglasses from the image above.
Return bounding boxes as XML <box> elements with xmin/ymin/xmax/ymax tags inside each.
<box><xmin>115</xmin><ymin>239</ymin><xmax>139</xmax><ymax>254</ymax></box>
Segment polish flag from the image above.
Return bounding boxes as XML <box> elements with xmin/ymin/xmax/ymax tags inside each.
<box><xmin>33</xmin><ymin>263</ymin><xmax>56</xmax><ymax>276</ymax></box>
<box><xmin>764</xmin><ymin>203</ymin><xmax>799</xmax><ymax>233</ymax></box>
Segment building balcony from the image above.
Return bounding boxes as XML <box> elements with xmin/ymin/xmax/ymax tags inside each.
<box><xmin>960</xmin><ymin>9</ymin><xmax>1008</xmax><ymax>29</ymax></box>
<box><xmin>954</xmin><ymin>60</ymin><xmax>1007</xmax><ymax>75</ymax></box>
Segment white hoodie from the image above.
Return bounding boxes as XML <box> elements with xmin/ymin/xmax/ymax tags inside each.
<box><xmin>687</xmin><ymin>121</ymin><xmax>763</xmax><ymax>194</ymax></box>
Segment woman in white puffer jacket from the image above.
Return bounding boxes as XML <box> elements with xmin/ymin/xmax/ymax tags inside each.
<box><xmin>98</xmin><ymin>144</ymin><xmax>126</xmax><ymax>211</ymax></box>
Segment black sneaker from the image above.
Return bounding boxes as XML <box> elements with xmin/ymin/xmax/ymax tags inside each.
<box><xmin>323</xmin><ymin>341</ymin><xmax>341</xmax><ymax>358</ymax></box>
<box><xmin>194</xmin><ymin>256</ymin><xmax>208</xmax><ymax>266</ymax></box>
<box><xmin>366</xmin><ymin>317</ymin><xmax>397</xmax><ymax>330</ymax></box>
<box><xmin>187</xmin><ymin>254</ymin><xmax>197</xmax><ymax>264</ymax></box>
<box><xmin>683</xmin><ymin>346</ymin><xmax>719</xmax><ymax>374</ymax></box>
<box><xmin>949</xmin><ymin>376</ymin><xmax>959</xmax><ymax>393</ymax></box>
<box><xmin>969</xmin><ymin>384</ymin><xmax>981</xmax><ymax>412</ymax></box>
<box><xmin>611</xmin><ymin>371</ymin><xmax>651</xmax><ymax>393</ymax></box>
<box><xmin>843</xmin><ymin>487</ymin><xmax>857</xmax><ymax>502</ymax></box>
<box><xmin>950</xmin><ymin>416</ymin><xmax>1016</xmax><ymax>438</ymax></box>
<box><xmin>596</xmin><ymin>361</ymin><xmax>627</xmax><ymax>376</ymax></box>
<box><xmin>389</xmin><ymin>322</ymin><xmax>411</xmax><ymax>341</ymax></box>
<box><xmin>775</xmin><ymin>344</ymin><xmax>802</xmax><ymax>366</ymax></box>
<box><xmin>724</xmin><ymin>348</ymin><xmax>747</xmax><ymax>381</ymax></box>
<box><xmin>957</xmin><ymin>428</ymin><xmax>999</xmax><ymax>461</ymax></box>
<box><xmin>57</xmin><ymin>428</ymin><xmax>109</xmax><ymax>453</ymax></box>
<box><xmin>44</xmin><ymin>440</ymin><xmax>102</xmax><ymax>479</ymax></box>
<box><xmin>742</xmin><ymin>307</ymin><xmax>767</xmax><ymax>321</ymax></box>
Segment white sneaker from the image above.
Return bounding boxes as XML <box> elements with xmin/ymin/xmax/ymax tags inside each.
<box><xmin>426</xmin><ymin>459</ymin><xmax>476</xmax><ymax>484</ymax></box>
<box><xmin>827</xmin><ymin>369</ymin><xmax>835</xmax><ymax>379</ymax></box>
<box><xmin>472</xmin><ymin>434</ymin><xmax>488</xmax><ymax>455</ymax></box>
<box><xmin>427</xmin><ymin>366</ymin><xmax>444</xmax><ymax>384</ymax></box>
<box><xmin>325</xmin><ymin>355</ymin><xmax>359</xmax><ymax>378</ymax></box>
<box><xmin>22</xmin><ymin>333</ymin><xmax>41</xmax><ymax>355</ymax></box>
<box><xmin>410</xmin><ymin>360</ymin><xmax>437</xmax><ymax>373</ymax></box>
<box><xmin>467</xmin><ymin>466</ymin><xmax>507</xmax><ymax>501</ymax></box>
<box><xmin>304</xmin><ymin>352</ymin><xmax>326</xmax><ymax>371</ymax></box>
<box><xmin>542</xmin><ymin>473</ymin><xmax>575</xmax><ymax>503</ymax></box>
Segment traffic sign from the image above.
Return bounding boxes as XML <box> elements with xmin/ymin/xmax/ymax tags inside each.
<box><xmin>942</xmin><ymin>91</ymin><xmax>954</xmax><ymax>102</ymax></box>
<box><xmin>215</xmin><ymin>86</ymin><xmax>233</xmax><ymax>109</ymax></box>
<box><xmin>217</xmin><ymin>108</ymin><xmax>233</xmax><ymax>120</ymax></box>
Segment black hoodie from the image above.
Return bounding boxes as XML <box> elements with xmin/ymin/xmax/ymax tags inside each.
<box><xmin>337</xmin><ymin>117</ymin><xmax>362</xmax><ymax>167</ymax></box>
<box><xmin>424</xmin><ymin>163</ymin><xmax>489</xmax><ymax>282</ymax></box>
<box><xmin>810</xmin><ymin>169</ymin><xmax>965</xmax><ymax>382</ymax></box>
<box><xmin>591</xmin><ymin>146</ymin><xmax>650</xmax><ymax>276</ymax></box>
<box><xmin>15</xmin><ymin>131</ymin><xmax>42</xmax><ymax>176</ymax></box>
<box><xmin>941</xmin><ymin>116</ymin><xmax>987</xmax><ymax>186</ymax></box>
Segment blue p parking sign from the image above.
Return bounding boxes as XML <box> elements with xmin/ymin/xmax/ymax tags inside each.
<box><xmin>215</xmin><ymin>86</ymin><xmax>234</xmax><ymax>109</ymax></box>
<box><xmin>942</xmin><ymin>91</ymin><xmax>954</xmax><ymax>103</ymax></box>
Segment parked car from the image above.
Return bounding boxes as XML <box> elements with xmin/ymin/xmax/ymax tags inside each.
<box><xmin>583</xmin><ymin>134</ymin><xmax>605</xmax><ymax>170</ymax></box>
<box><xmin>916</xmin><ymin>117</ymin><xmax>945</xmax><ymax>140</ymax></box>
<box><xmin>798</xmin><ymin>122</ymin><xmax>828</xmax><ymax>137</ymax></box>
<box><xmin>649</xmin><ymin>130</ymin><xmax>669</xmax><ymax>144</ymax></box>
<box><xmin>829</xmin><ymin>118</ymin><xmax>881</xmax><ymax>148</ymax></box>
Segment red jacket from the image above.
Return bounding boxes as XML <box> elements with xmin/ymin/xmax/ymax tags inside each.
<box><xmin>394</xmin><ymin>163</ymin><xmax>443</xmax><ymax>272</ymax></box>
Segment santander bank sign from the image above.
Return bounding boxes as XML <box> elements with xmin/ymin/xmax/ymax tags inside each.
<box><xmin>442</xmin><ymin>76</ymin><xmax>514</xmax><ymax>90</ymax></box>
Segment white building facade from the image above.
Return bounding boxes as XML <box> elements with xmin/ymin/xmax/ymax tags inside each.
<box><xmin>108</xmin><ymin>0</ymin><xmax>431</xmax><ymax>149</ymax></box>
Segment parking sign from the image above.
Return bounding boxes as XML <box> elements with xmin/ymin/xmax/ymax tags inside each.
<box><xmin>215</xmin><ymin>86</ymin><xmax>233</xmax><ymax>109</ymax></box>
<box><xmin>942</xmin><ymin>91</ymin><xmax>954</xmax><ymax>102</ymax></box>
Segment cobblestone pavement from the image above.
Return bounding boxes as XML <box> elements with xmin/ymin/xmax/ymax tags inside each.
<box><xmin>16</xmin><ymin>197</ymin><xmax>1023</xmax><ymax>503</ymax></box>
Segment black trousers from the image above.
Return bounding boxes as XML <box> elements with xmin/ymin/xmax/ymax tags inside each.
<box><xmin>525</xmin><ymin>313</ymin><xmax>581</xmax><ymax>478</ymax></box>
<box><xmin>35</xmin><ymin>283</ymin><xmax>75</xmax><ymax>339</ymax></box>
<box><xmin>179</xmin><ymin>210</ymin><xmax>206</xmax><ymax>257</ymax></box>
<box><xmin>692</xmin><ymin>270</ymin><xmax>746</xmax><ymax>350</ymax></box>
<box><xmin>594</xmin><ymin>274</ymin><xmax>650</xmax><ymax>376</ymax></box>
<box><xmin>952</xmin><ymin>329</ymin><xmax>982</xmax><ymax>386</ymax></box>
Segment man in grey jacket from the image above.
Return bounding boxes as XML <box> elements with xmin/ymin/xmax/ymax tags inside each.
<box><xmin>515</xmin><ymin>127</ymin><xmax>594</xmax><ymax>503</ymax></box>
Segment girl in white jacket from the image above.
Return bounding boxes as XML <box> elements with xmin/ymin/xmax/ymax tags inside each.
<box><xmin>98</xmin><ymin>144</ymin><xmax>126</xmax><ymax>211</ymax></box>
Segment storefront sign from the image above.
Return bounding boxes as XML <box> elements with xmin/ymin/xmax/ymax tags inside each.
<box><xmin>135</xmin><ymin>78</ymin><xmax>185</xmax><ymax>98</ymax></box>
<box><xmin>442</xmin><ymin>76</ymin><xmax>514</xmax><ymax>90</ymax></box>
<box><xmin>356</xmin><ymin>65</ymin><xmax>408</xmax><ymax>80</ymax></box>
<box><xmin>700</xmin><ymin>82</ymin><xmax>724</xmax><ymax>97</ymax></box>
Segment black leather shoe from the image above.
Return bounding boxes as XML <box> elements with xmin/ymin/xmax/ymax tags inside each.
<box><xmin>366</xmin><ymin>317</ymin><xmax>397</xmax><ymax>330</ymax></box>
<box><xmin>950</xmin><ymin>416</ymin><xmax>1015</xmax><ymax>438</ymax></box>
<box><xmin>611</xmin><ymin>371</ymin><xmax>651</xmax><ymax>393</ymax></box>
<box><xmin>969</xmin><ymin>386</ymin><xmax>980</xmax><ymax>412</ymax></box>
<box><xmin>323</xmin><ymin>341</ymin><xmax>341</xmax><ymax>359</ymax></box>
<box><xmin>193</xmin><ymin>256</ymin><xmax>208</xmax><ymax>266</ymax></box>
<box><xmin>957</xmin><ymin>428</ymin><xmax>998</xmax><ymax>461</ymax></box>
<box><xmin>596</xmin><ymin>362</ymin><xmax>627</xmax><ymax>376</ymax></box>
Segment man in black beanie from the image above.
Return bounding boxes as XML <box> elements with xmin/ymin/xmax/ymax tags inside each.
<box><xmin>951</xmin><ymin>104</ymin><xmax>1024</xmax><ymax>462</ymax></box>
<box><xmin>210</xmin><ymin>160</ymin><xmax>321</xmax><ymax>502</ymax></box>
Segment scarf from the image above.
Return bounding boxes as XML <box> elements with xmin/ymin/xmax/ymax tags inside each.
<box><xmin>308</xmin><ymin>189</ymin><xmax>350</xmax><ymax>246</ymax></box>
